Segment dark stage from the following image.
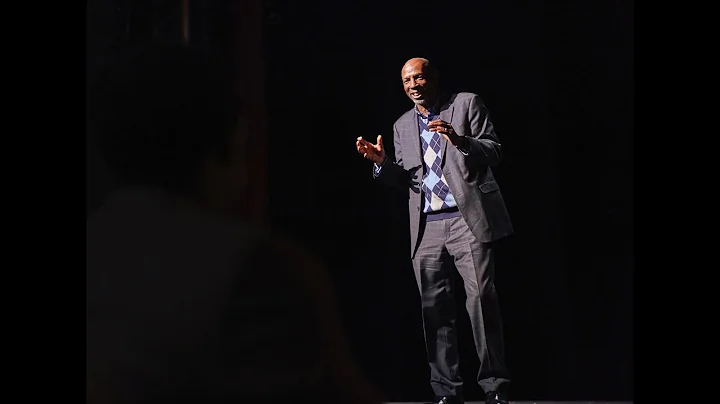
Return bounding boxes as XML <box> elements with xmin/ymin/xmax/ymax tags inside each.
<box><xmin>87</xmin><ymin>0</ymin><xmax>633</xmax><ymax>402</ymax></box>
<box><xmin>387</xmin><ymin>402</ymin><xmax>633</xmax><ymax>404</ymax></box>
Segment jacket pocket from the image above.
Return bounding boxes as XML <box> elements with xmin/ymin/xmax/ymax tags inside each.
<box><xmin>479</xmin><ymin>181</ymin><xmax>499</xmax><ymax>193</ymax></box>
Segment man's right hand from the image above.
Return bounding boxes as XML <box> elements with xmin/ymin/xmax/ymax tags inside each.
<box><xmin>356</xmin><ymin>135</ymin><xmax>385</xmax><ymax>165</ymax></box>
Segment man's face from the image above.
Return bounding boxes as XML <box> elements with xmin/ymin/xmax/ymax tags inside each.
<box><xmin>401</xmin><ymin>60</ymin><xmax>438</xmax><ymax>107</ymax></box>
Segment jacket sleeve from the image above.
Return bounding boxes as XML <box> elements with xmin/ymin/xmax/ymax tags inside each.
<box><xmin>464</xmin><ymin>94</ymin><xmax>503</xmax><ymax>168</ymax></box>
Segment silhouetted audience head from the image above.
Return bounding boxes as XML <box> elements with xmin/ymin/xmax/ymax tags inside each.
<box><xmin>86</xmin><ymin>41</ymin><xmax>382</xmax><ymax>404</ymax></box>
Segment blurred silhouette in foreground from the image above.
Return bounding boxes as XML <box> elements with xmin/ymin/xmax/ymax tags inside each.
<box><xmin>86</xmin><ymin>42</ymin><xmax>381</xmax><ymax>404</ymax></box>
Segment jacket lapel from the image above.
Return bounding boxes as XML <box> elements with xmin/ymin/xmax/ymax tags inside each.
<box><xmin>405</xmin><ymin>111</ymin><xmax>422</xmax><ymax>163</ymax></box>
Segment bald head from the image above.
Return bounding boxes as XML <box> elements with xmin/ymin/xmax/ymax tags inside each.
<box><xmin>401</xmin><ymin>57</ymin><xmax>439</xmax><ymax>109</ymax></box>
<box><xmin>401</xmin><ymin>58</ymin><xmax>437</xmax><ymax>78</ymax></box>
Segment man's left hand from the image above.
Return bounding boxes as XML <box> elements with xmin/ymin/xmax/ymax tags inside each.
<box><xmin>428</xmin><ymin>120</ymin><xmax>468</xmax><ymax>149</ymax></box>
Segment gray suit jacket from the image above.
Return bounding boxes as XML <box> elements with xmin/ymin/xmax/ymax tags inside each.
<box><xmin>375</xmin><ymin>92</ymin><xmax>514</xmax><ymax>257</ymax></box>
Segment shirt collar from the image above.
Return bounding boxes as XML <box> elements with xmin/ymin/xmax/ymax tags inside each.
<box><xmin>414</xmin><ymin>96</ymin><xmax>443</xmax><ymax>118</ymax></box>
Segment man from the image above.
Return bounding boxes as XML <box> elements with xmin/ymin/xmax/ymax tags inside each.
<box><xmin>355</xmin><ymin>58</ymin><xmax>513</xmax><ymax>404</ymax></box>
<box><xmin>87</xmin><ymin>42</ymin><xmax>381</xmax><ymax>404</ymax></box>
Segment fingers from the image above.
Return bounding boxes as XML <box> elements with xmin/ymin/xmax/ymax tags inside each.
<box><xmin>428</xmin><ymin>119</ymin><xmax>450</xmax><ymax>129</ymax></box>
<box><xmin>356</xmin><ymin>137</ymin><xmax>370</xmax><ymax>153</ymax></box>
<box><xmin>357</xmin><ymin>136</ymin><xmax>385</xmax><ymax>163</ymax></box>
<box><xmin>428</xmin><ymin>121</ymin><xmax>451</xmax><ymax>133</ymax></box>
<box><xmin>428</xmin><ymin>120</ymin><xmax>455</xmax><ymax>137</ymax></box>
<box><xmin>356</xmin><ymin>137</ymin><xmax>373</xmax><ymax>148</ymax></box>
<box><xmin>356</xmin><ymin>138</ymin><xmax>376</xmax><ymax>161</ymax></box>
<box><xmin>357</xmin><ymin>145</ymin><xmax>373</xmax><ymax>156</ymax></box>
